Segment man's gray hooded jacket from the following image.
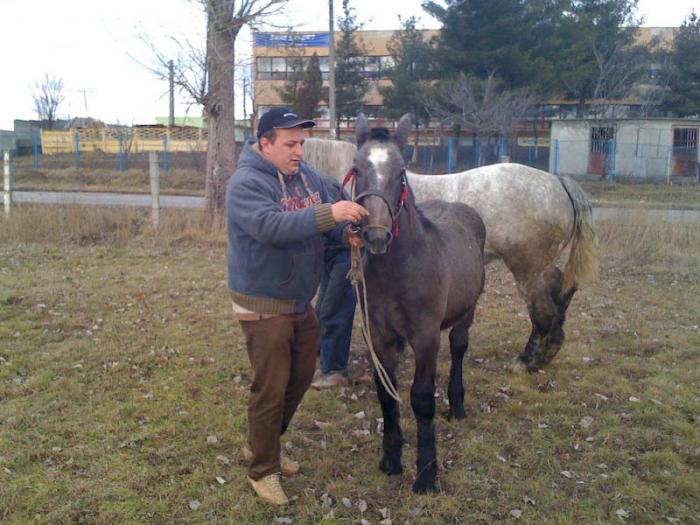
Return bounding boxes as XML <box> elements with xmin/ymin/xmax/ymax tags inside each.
<box><xmin>227</xmin><ymin>141</ymin><xmax>347</xmax><ymax>314</ymax></box>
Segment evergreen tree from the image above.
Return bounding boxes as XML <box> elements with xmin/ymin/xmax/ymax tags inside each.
<box><xmin>548</xmin><ymin>0</ymin><xmax>645</xmax><ymax>116</ymax></box>
<box><xmin>298</xmin><ymin>53</ymin><xmax>325</xmax><ymax>119</ymax></box>
<box><xmin>379</xmin><ymin>16</ymin><xmax>435</xmax><ymax>160</ymax></box>
<box><xmin>380</xmin><ymin>17</ymin><xmax>433</xmax><ymax>121</ymax></box>
<box><xmin>335</xmin><ymin>0</ymin><xmax>368</xmax><ymax>135</ymax></box>
<box><xmin>276</xmin><ymin>53</ymin><xmax>305</xmax><ymax>112</ymax></box>
<box><xmin>422</xmin><ymin>0</ymin><xmax>544</xmax><ymax>89</ymax></box>
<box><xmin>662</xmin><ymin>11</ymin><xmax>700</xmax><ymax>116</ymax></box>
<box><xmin>422</xmin><ymin>0</ymin><xmax>650</xmax><ymax>114</ymax></box>
<box><xmin>276</xmin><ymin>52</ymin><xmax>325</xmax><ymax>119</ymax></box>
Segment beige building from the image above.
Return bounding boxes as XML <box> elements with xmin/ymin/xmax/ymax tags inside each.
<box><xmin>252</xmin><ymin>27</ymin><xmax>675</xmax><ymax>134</ymax></box>
<box><xmin>253</xmin><ymin>30</ymin><xmax>437</xmax><ymax>133</ymax></box>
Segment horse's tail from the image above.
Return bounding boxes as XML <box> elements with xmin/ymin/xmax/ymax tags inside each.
<box><xmin>559</xmin><ymin>176</ymin><xmax>599</xmax><ymax>293</ymax></box>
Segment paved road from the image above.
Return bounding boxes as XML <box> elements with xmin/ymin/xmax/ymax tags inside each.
<box><xmin>9</xmin><ymin>190</ymin><xmax>700</xmax><ymax>222</ymax></box>
<box><xmin>13</xmin><ymin>191</ymin><xmax>205</xmax><ymax>209</ymax></box>
<box><xmin>592</xmin><ymin>207</ymin><xmax>700</xmax><ymax>223</ymax></box>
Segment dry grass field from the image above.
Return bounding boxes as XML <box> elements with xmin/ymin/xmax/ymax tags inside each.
<box><xmin>10</xmin><ymin>155</ymin><xmax>205</xmax><ymax>196</ymax></box>
<box><xmin>1</xmin><ymin>205</ymin><xmax>698</xmax><ymax>524</ymax></box>
<box><xmin>579</xmin><ymin>180</ymin><xmax>700</xmax><ymax>210</ymax></box>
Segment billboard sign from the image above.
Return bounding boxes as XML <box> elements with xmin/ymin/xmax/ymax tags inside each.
<box><xmin>255</xmin><ymin>32</ymin><xmax>330</xmax><ymax>48</ymax></box>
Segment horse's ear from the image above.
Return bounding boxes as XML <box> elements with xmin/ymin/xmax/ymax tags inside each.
<box><xmin>355</xmin><ymin>113</ymin><xmax>370</xmax><ymax>148</ymax></box>
<box><xmin>395</xmin><ymin>113</ymin><xmax>412</xmax><ymax>150</ymax></box>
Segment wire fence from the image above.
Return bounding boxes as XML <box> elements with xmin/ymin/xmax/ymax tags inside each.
<box><xmin>407</xmin><ymin>141</ymin><xmax>550</xmax><ymax>174</ymax></box>
<box><xmin>552</xmin><ymin>140</ymin><xmax>700</xmax><ymax>182</ymax></box>
<box><xmin>5</xmin><ymin>138</ymin><xmax>699</xmax><ymax>184</ymax></box>
<box><xmin>8</xmin><ymin>149</ymin><xmax>209</xmax><ymax>179</ymax></box>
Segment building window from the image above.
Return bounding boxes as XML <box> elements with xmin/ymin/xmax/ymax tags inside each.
<box><xmin>590</xmin><ymin>127</ymin><xmax>615</xmax><ymax>154</ymax></box>
<box><xmin>271</xmin><ymin>57</ymin><xmax>287</xmax><ymax>80</ymax></box>
<box><xmin>379</xmin><ymin>56</ymin><xmax>395</xmax><ymax>78</ymax></box>
<box><xmin>285</xmin><ymin>56</ymin><xmax>307</xmax><ymax>76</ymax></box>
<box><xmin>673</xmin><ymin>127</ymin><xmax>698</xmax><ymax>151</ymax></box>
<box><xmin>256</xmin><ymin>54</ymin><xmax>396</xmax><ymax>81</ymax></box>
<box><xmin>318</xmin><ymin>56</ymin><xmax>329</xmax><ymax>80</ymax></box>
<box><xmin>256</xmin><ymin>57</ymin><xmax>272</xmax><ymax>80</ymax></box>
<box><xmin>361</xmin><ymin>105</ymin><xmax>383</xmax><ymax>118</ymax></box>
<box><xmin>364</xmin><ymin>56</ymin><xmax>381</xmax><ymax>79</ymax></box>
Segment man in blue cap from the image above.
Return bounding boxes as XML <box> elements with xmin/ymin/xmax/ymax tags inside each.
<box><xmin>311</xmin><ymin>173</ymin><xmax>356</xmax><ymax>390</ymax></box>
<box><xmin>226</xmin><ymin>107</ymin><xmax>367</xmax><ymax>505</ymax></box>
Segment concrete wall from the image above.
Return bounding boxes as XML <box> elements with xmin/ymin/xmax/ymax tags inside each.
<box><xmin>549</xmin><ymin>120</ymin><xmax>590</xmax><ymax>175</ymax></box>
<box><xmin>614</xmin><ymin>121</ymin><xmax>673</xmax><ymax>178</ymax></box>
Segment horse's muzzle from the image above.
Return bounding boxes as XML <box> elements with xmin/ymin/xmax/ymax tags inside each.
<box><xmin>362</xmin><ymin>226</ymin><xmax>393</xmax><ymax>254</ymax></box>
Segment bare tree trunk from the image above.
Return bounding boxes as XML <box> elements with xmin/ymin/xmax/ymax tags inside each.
<box><xmin>137</xmin><ymin>0</ymin><xmax>291</xmax><ymax>217</ymax></box>
<box><xmin>412</xmin><ymin>120</ymin><xmax>419</xmax><ymax>165</ymax></box>
<box><xmin>204</xmin><ymin>12</ymin><xmax>237</xmax><ymax>217</ymax></box>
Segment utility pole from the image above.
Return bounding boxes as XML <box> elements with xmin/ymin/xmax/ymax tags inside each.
<box><xmin>328</xmin><ymin>0</ymin><xmax>337</xmax><ymax>139</ymax></box>
<box><xmin>78</xmin><ymin>89</ymin><xmax>92</xmax><ymax>117</ymax></box>
<box><xmin>168</xmin><ymin>60</ymin><xmax>175</xmax><ymax>127</ymax></box>
<box><xmin>242</xmin><ymin>75</ymin><xmax>248</xmax><ymax>123</ymax></box>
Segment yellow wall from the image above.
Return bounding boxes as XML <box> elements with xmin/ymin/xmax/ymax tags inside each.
<box><xmin>40</xmin><ymin>127</ymin><xmax>207</xmax><ymax>154</ymax></box>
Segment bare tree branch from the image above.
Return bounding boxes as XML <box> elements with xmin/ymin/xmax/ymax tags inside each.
<box><xmin>134</xmin><ymin>0</ymin><xmax>291</xmax><ymax>215</ymax></box>
<box><xmin>421</xmin><ymin>73</ymin><xmax>536</xmax><ymax>139</ymax></box>
<box><xmin>32</xmin><ymin>74</ymin><xmax>65</xmax><ymax>129</ymax></box>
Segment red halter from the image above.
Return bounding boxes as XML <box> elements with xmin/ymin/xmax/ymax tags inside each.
<box><xmin>339</xmin><ymin>166</ymin><xmax>412</xmax><ymax>239</ymax></box>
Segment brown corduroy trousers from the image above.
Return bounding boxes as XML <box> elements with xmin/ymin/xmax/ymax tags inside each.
<box><xmin>239</xmin><ymin>306</ymin><xmax>319</xmax><ymax>480</ymax></box>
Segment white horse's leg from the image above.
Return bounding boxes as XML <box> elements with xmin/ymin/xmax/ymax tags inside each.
<box><xmin>510</xmin><ymin>267</ymin><xmax>576</xmax><ymax>372</ymax></box>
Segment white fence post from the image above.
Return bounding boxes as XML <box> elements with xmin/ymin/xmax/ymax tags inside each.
<box><xmin>3</xmin><ymin>150</ymin><xmax>11</xmax><ymax>216</ymax></box>
<box><xmin>149</xmin><ymin>151</ymin><xmax>160</xmax><ymax>228</ymax></box>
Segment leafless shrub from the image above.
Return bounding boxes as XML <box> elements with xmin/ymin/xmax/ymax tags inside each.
<box><xmin>32</xmin><ymin>74</ymin><xmax>65</xmax><ymax>129</ymax></box>
<box><xmin>421</xmin><ymin>73</ymin><xmax>537</xmax><ymax>141</ymax></box>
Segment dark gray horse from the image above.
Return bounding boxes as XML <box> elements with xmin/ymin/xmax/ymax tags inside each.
<box><xmin>304</xmin><ymin>139</ymin><xmax>598</xmax><ymax>373</ymax></box>
<box><xmin>351</xmin><ymin>114</ymin><xmax>486</xmax><ymax>493</ymax></box>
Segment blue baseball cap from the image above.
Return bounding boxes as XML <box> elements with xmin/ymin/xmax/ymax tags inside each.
<box><xmin>257</xmin><ymin>107</ymin><xmax>315</xmax><ymax>140</ymax></box>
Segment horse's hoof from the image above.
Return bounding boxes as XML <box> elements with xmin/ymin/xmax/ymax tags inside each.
<box><xmin>379</xmin><ymin>456</ymin><xmax>403</xmax><ymax>475</ymax></box>
<box><xmin>508</xmin><ymin>357</ymin><xmax>528</xmax><ymax>374</ymax></box>
<box><xmin>412</xmin><ymin>478</ymin><xmax>437</xmax><ymax>493</ymax></box>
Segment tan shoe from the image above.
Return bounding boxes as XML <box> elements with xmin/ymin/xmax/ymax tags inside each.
<box><xmin>311</xmin><ymin>371</ymin><xmax>349</xmax><ymax>389</ymax></box>
<box><xmin>242</xmin><ymin>446</ymin><xmax>300</xmax><ymax>476</ymax></box>
<box><xmin>248</xmin><ymin>473</ymin><xmax>288</xmax><ymax>505</ymax></box>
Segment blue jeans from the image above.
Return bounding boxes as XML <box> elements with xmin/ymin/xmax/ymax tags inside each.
<box><xmin>316</xmin><ymin>248</ymin><xmax>356</xmax><ymax>375</ymax></box>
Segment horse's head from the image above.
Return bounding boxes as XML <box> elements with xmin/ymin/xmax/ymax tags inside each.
<box><xmin>353</xmin><ymin>113</ymin><xmax>412</xmax><ymax>254</ymax></box>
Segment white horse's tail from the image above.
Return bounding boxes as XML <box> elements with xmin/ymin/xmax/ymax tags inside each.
<box><xmin>559</xmin><ymin>176</ymin><xmax>599</xmax><ymax>293</ymax></box>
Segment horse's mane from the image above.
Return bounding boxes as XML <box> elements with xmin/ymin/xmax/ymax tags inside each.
<box><xmin>369</xmin><ymin>127</ymin><xmax>391</xmax><ymax>142</ymax></box>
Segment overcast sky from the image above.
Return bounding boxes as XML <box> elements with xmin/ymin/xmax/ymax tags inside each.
<box><xmin>0</xmin><ymin>0</ymin><xmax>697</xmax><ymax>129</ymax></box>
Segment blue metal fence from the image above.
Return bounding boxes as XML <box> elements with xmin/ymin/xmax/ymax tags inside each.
<box><xmin>408</xmin><ymin>139</ymin><xmax>551</xmax><ymax>174</ymax></box>
<box><xmin>551</xmin><ymin>139</ymin><xmax>699</xmax><ymax>182</ymax></box>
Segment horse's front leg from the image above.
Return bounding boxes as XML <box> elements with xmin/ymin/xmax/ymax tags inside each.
<box><xmin>410</xmin><ymin>334</ymin><xmax>439</xmax><ymax>493</ymax></box>
<box><xmin>373</xmin><ymin>346</ymin><xmax>403</xmax><ymax>476</ymax></box>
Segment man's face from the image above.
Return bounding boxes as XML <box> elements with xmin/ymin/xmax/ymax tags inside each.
<box><xmin>260</xmin><ymin>127</ymin><xmax>306</xmax><ymax>175</ymax></box>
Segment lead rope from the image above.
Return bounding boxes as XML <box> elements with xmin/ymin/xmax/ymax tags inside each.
<box><xmin>348</xmin><ymin>244</ymin><xmax>402</xmax><ymax>404</ymax></box>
